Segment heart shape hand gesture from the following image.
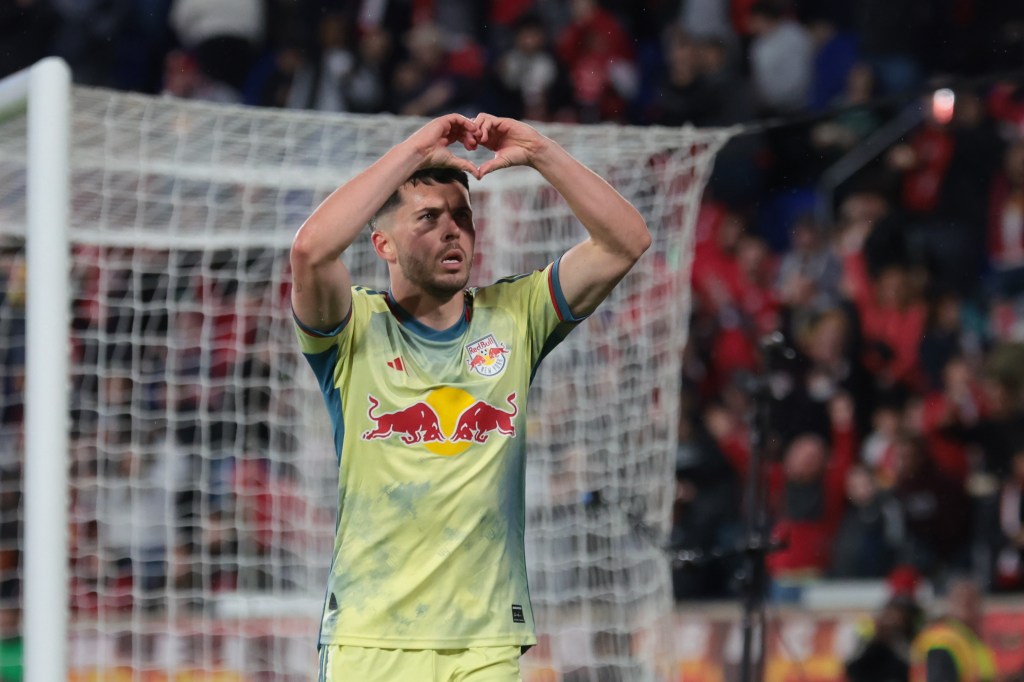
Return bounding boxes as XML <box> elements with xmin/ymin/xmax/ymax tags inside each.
<box><xmin>409</xmin><ymin>113</ymin><xmax>548</xmax><ymax>180</ymax></box>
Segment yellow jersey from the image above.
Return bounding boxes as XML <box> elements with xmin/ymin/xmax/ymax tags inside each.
<box><xmin>295</xmin><ymin>260</ymin><xmax>582</xmax><ymax>649</ymax></box>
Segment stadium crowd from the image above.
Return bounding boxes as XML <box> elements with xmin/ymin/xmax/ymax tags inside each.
<box><xmin>4</xmin><ymin>0</ymin><xmax>1024</xmax><ymax>634</ymax></box>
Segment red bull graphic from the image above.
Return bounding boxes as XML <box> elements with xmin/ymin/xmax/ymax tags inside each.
<box><xmin>361</xmin><ymin>395</ymin><xmax>446</xmax><ymax>444</ymax></box>
<box><xmin>465</xmin><ymin>334</ymin><xmax>509</xmax><ymax>377</ymax></box>
<box><xmin>361</xmin><ymin>391</ymin><xmax>518</xmax><ymax>452</ymax></box>
<box><xmin>451</xmin><ymin>392</ymin><xmax>518</xmax><ymax>443</ymax></box>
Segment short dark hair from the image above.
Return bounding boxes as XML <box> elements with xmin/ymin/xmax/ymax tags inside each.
<box><xmin>370</xmin><ymin>167</ymin><xmax>470</xmax><ymax>230</ymax></box>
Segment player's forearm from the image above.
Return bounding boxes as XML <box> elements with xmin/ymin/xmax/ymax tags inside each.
<box><xmin>292</xmin><ymin>143</ymin><xmax>424</xmax><ymax>264</ymax></box>
<box><xmin>531</xmin><ymin>142</ymin><xmax>651</xmax><ymax>262</ymax></box>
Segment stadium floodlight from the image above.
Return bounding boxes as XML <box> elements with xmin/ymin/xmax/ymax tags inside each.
<box><xmin>0</xmin><ymin>58</ymin><xmax>733</xmax><ymax>680</ymax></box>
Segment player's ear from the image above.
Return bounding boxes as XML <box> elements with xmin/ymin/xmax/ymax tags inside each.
<box><xmin>371</xmin><ymin>229</ymin><xmax>397</xmax><ymax>263</ymax></box>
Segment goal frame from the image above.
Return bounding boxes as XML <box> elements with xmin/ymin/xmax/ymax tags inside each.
<box><xmin>0</xmin><ymin>57</ymin><xmax>72</xmax><ymax>682</ymax></box>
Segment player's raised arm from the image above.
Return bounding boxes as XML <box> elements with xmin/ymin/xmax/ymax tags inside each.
<box><xmin>290</xmin><ymin>114</ymin><xmax>480</xmax><ymax>331</ymax></box>
<box><xmin>474</xmin><ymin>113</ymin><xmax>651</xmax><ymax>319</ymax></box>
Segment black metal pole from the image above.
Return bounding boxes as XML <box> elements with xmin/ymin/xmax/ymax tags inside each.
<box><xmin>738</xmin><ymin>385</ymin><xmax>766</xmax><ymax>682</ymax></box>
<box><xmin>738</xmin><ymin>332</ymin><xmax>792</xmax><ymax>682</ymax></box>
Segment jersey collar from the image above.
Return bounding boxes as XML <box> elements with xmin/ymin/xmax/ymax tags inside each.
<box><xmin>383</xmin><ymin>289</ymin><xmax>472</xmax><ymax>342</ymax></box>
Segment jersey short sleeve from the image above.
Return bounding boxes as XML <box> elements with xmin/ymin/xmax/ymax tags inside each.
<box><xmin>292</xmin><ymin>297</ymin><xmax>360</xmax><ymax>458</ymax></box>
<box><xmin>478</xmin><ymin>256</ymin><xmax>585</xmax><ymax>374</ymax></box>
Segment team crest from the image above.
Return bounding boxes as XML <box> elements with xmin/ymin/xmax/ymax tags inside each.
<box><xmin>465</xmin><ymin>334</ymin><xmax>510</xmax><ymax>377</ymax></box>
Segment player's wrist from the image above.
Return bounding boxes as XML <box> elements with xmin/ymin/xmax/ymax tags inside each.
<box><xmin>387</xmin><ymin>138</ymin><xmax>435</xmax><ymax>175</ymax></box>
<box><xmin>526</xmin><ymin>136</ymin><xmax>564</xmax><ymax>171</ymax></box>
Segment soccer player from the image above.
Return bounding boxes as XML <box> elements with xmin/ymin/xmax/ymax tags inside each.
<box><xmin>291</xmin><ymin>113</ymin><xmax>650</xmax><ymax>681</ymax></box>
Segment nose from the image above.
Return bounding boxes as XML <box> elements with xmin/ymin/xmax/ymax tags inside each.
<box><xmin>441</xmin><ymin>212</ymin><xmax>460</xmax><ymax>240</ymax></box>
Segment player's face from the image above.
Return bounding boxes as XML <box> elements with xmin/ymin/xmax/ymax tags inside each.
<box><xmin>387</xmin><ymin>181</ymin><xmax>475</xmax><ymax>298</ymax></box>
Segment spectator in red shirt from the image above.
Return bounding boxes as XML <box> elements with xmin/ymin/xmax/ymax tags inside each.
<box><xmin>556</xmin><ymin>0</ymin><xmax>637</xmax><ymax>121</ymax></box>
<box><xmin>734</xmin><ymin>234</ymin><xmax>780</xmax><ymax>335</ymax></box>
<box><xmin>886</xmin><ymin>108</ymin><xmax>955</xmax><ymax>218</ymax></box>
<box><xmin>920</xmin><ymin>357</ymin><xmax>985</xmax><ymax>484</ymax></box>
<box><xmin>767</xmin><ymin>397</ymin><xmax>857</xmax><ymax>579</ymax></box>
<box><xmin>855</xmin><ymin>265</ymin><xmax>927</xmax><ymax>391</ymax></box>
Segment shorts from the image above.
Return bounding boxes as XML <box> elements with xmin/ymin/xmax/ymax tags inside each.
<box><xmin>317</xmin><ymin>644</ymin><xmax>522</xmax><ymax>682</ymax></box>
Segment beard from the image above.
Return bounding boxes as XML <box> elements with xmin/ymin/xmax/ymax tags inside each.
<box><xmin>396</xmin><ymin>246</ymin><xmax>470</xmax><ymax>299</ymax></box>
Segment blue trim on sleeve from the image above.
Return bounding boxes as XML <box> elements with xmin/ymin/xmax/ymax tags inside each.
<box><xmin>304</xmin><ymin>345</ymin><xmax>345</xmax><ymax>462</ymax></box>
<box><xmin>293</xmin><ymin>304</ymin><xmax>352</xmax><ymax>338</ymax></box>
<box><xmin>550</xmin><ymin>257</ymin><xmax>588</xmax><ymax>323</ymax></box>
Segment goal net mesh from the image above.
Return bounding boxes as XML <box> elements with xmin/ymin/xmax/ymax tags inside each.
<box><xmin>0</xmin><ymin>87</ymin><xmax>731</xmax><ymax>680</ymax></box>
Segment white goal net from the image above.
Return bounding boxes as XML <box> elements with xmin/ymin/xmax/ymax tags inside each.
<box><xmin>0</xmin><ymin>79</ymin><xmax>731</xmax><ymax>681</ymax></box>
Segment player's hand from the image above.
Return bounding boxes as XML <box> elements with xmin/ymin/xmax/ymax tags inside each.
<box><xmin>405</xmin><ymin>114</ymin><xmax>480</xmax><ymax>175</ymax></box>
<box><xmin>472</xmin><ymin>113</ymin><xmax>550</xmax><ymax>179</ymax></box>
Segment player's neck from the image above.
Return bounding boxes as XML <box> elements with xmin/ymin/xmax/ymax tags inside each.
<box><xmin>389</xmin><ymin>283</ymin><xmax>465</xmax><ymax>331</ymax></box>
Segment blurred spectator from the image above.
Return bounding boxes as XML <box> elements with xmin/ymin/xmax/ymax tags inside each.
<box><xmin>776</xmin><ymin>216</ymin><xmax>843</xmax><ymax>314</ymax></box>
<box><xmin>797</xmin><ymin>309</ymin><xmax>871</xmax><ymax>428</ymax></box>
<box><xmin>993</xmin><ymin>449</ymin><xmax>1024</xmax><ymax>591</ymax></box>
<box><xmin>747</xmin><ymin>0</ymin><xmax>814</xmax><ymax>114</ymax></box>
<box><xmin>162</xmin><ymin>49</ymin><xmax>242</xmax><ymax>103</ymax></box>
<box><xmin>696</xmin><ymin>35</ymin><xmax>762</xmax><ymax>203</ymax></box>
<box><xmin>670</xmin><ymin>413</ymin><xmax>742</xmax><ymax>600</ymax></box>
<box><xmin>556</xmin><ymin>0</ymin><xmax>637</xmax><ymax>122</ymax></box>
<box><xmin>807</xmin><ymin>15</ymin><xmax>859</xmax><ymax>113</ymax></box>
<box><xmin>935</xmin><ymin>91</ymin><xmax>1004</xmax><ymax>240</ymax></box>
<box><xmin>850</xmin><ymin>0</ymin><xmax>923</xmax><ymax>95</ymax></box>
<box><xmin>344</xmin><ymin>27</ymin><xmax>394</xmax><ymax>114</ymax></box>
<box><xmin>694</xmin><ymin>36</ymin><xmax>756</xmax><ymax>126</ymax></box>
<box><xmin>959</xmin><ymin>368</ymin><xmax>1024</xmax><ymax>480</ymax></box>
<box><xmin>987</xmin><ymin>139</ymin><xmax>1024</xmax><ymax>298</ymax></box>
<box><xmin>846</xmin><ymin>594</ymin><xmax>923</xmax><ymax>682</ymax></box>
<box><xmin>989</xmin><ymin>83</ymin><xmax>1024</xmax><ymax>139</ymax></box>
<box><xmin>891</xmin><ymin>433</ymin><xmax>971</xmax><ymax>580</ymax></box>
<box><xmin>483</xmin><ymin>0</ymin><xmax>538</xmax><ymax>54</ymax></box>
<box><xmin>766</xmin><ymin>424</ymin><xmax>855</xmax><ymax>580</ymax></box>
<box><xmin>861</xmin><ymin>399</ymin><xmax>904</xmax><ymax>489</ymax></box>
<box><xmin>734</xmin><ymin>234</ymin><xmax>780</xmax><ymax>336</ymax></box>
<box><xmin>676</xmin><ymin>0</ymin><xmax>736</xmax><ymax>47</ymax></box>
<box><xmin>649</xmin><ymin>29</ymin><xmax>724</xmax><ymax>127</ymax></box>
<box><xmin>920</xmin><ymin>356</ymin><xmax>984</xmax><ymax>484</ymax></box>
<box><xmin>253</xmin><ymin>41</ymin><xmax>307</xmax><ymax>109</ymax></box>
<box><xmin>85</xmin><ymin>417</ymin><xmax>172</xmax><ymax>611</ymax></box>
<box><xmin>830</xmin><ymin>464</ymin><xmax>904</xmax><ymax>578</ymax></box>
<box><xmin>882</xmin><ymin>95</ymin><xmax>1003</xmax><ymax>299</ymax></box>
<box><xmin>919</xmin><ymin>297</ymin><xmax>971</xmax><ymax>392</ymax></box>
<box><xmin>390</xmin><ymin>23</ymin><xmax>482</xmax><ymax>117</ymax></box>
<box><xmin>169</xmin><ymin>0</ymin><xmax>265</xmax><ymax>92</ymax></box>
<box><xmin>492</xmin><ymin>14</ymin><xmax>570</xmax><ymax>122</ymax></box>
<box><xmin>810</xmin><ymin>63</ymin><xmax>881</xmax><ymax>163</ymax></box>
<box><xmin>852</xmin><ymin>264</ymin><xmax>927</xmax><ymax>392</ymax></box>
<box><xmin>283</xmin><ymin>12</ymin><xmax>354</xmax><ymax>112</ymax></box>
<box><xmin>884</xmin><ymin>102</ymin><xmax>952</xmax><ymax>216</ymax></box>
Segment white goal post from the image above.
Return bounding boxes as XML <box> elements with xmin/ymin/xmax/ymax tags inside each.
<box><xmin>0</xmin><ymin>57</ymin><xmax>733</xmax><ymax>681</ymax></box>
<box><xmin>0</xmin><ymin>56</ymin><xmax>71</xmax><ymax>682</ymax></box>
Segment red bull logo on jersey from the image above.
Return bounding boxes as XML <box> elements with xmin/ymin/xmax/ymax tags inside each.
<box><xmin>362</xmin><ymin>395</ymin><xmax>446</xmax><ymax>444</ymax></box>
<box><xmin>465</xmin><ymin>334</ymin><xmax>509</xmax><ymax>377</ymax></box>
<box><xmin>362</xmin><ymin>389</ymin><xmax>518</xmax><ymax>456</ymax></box>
